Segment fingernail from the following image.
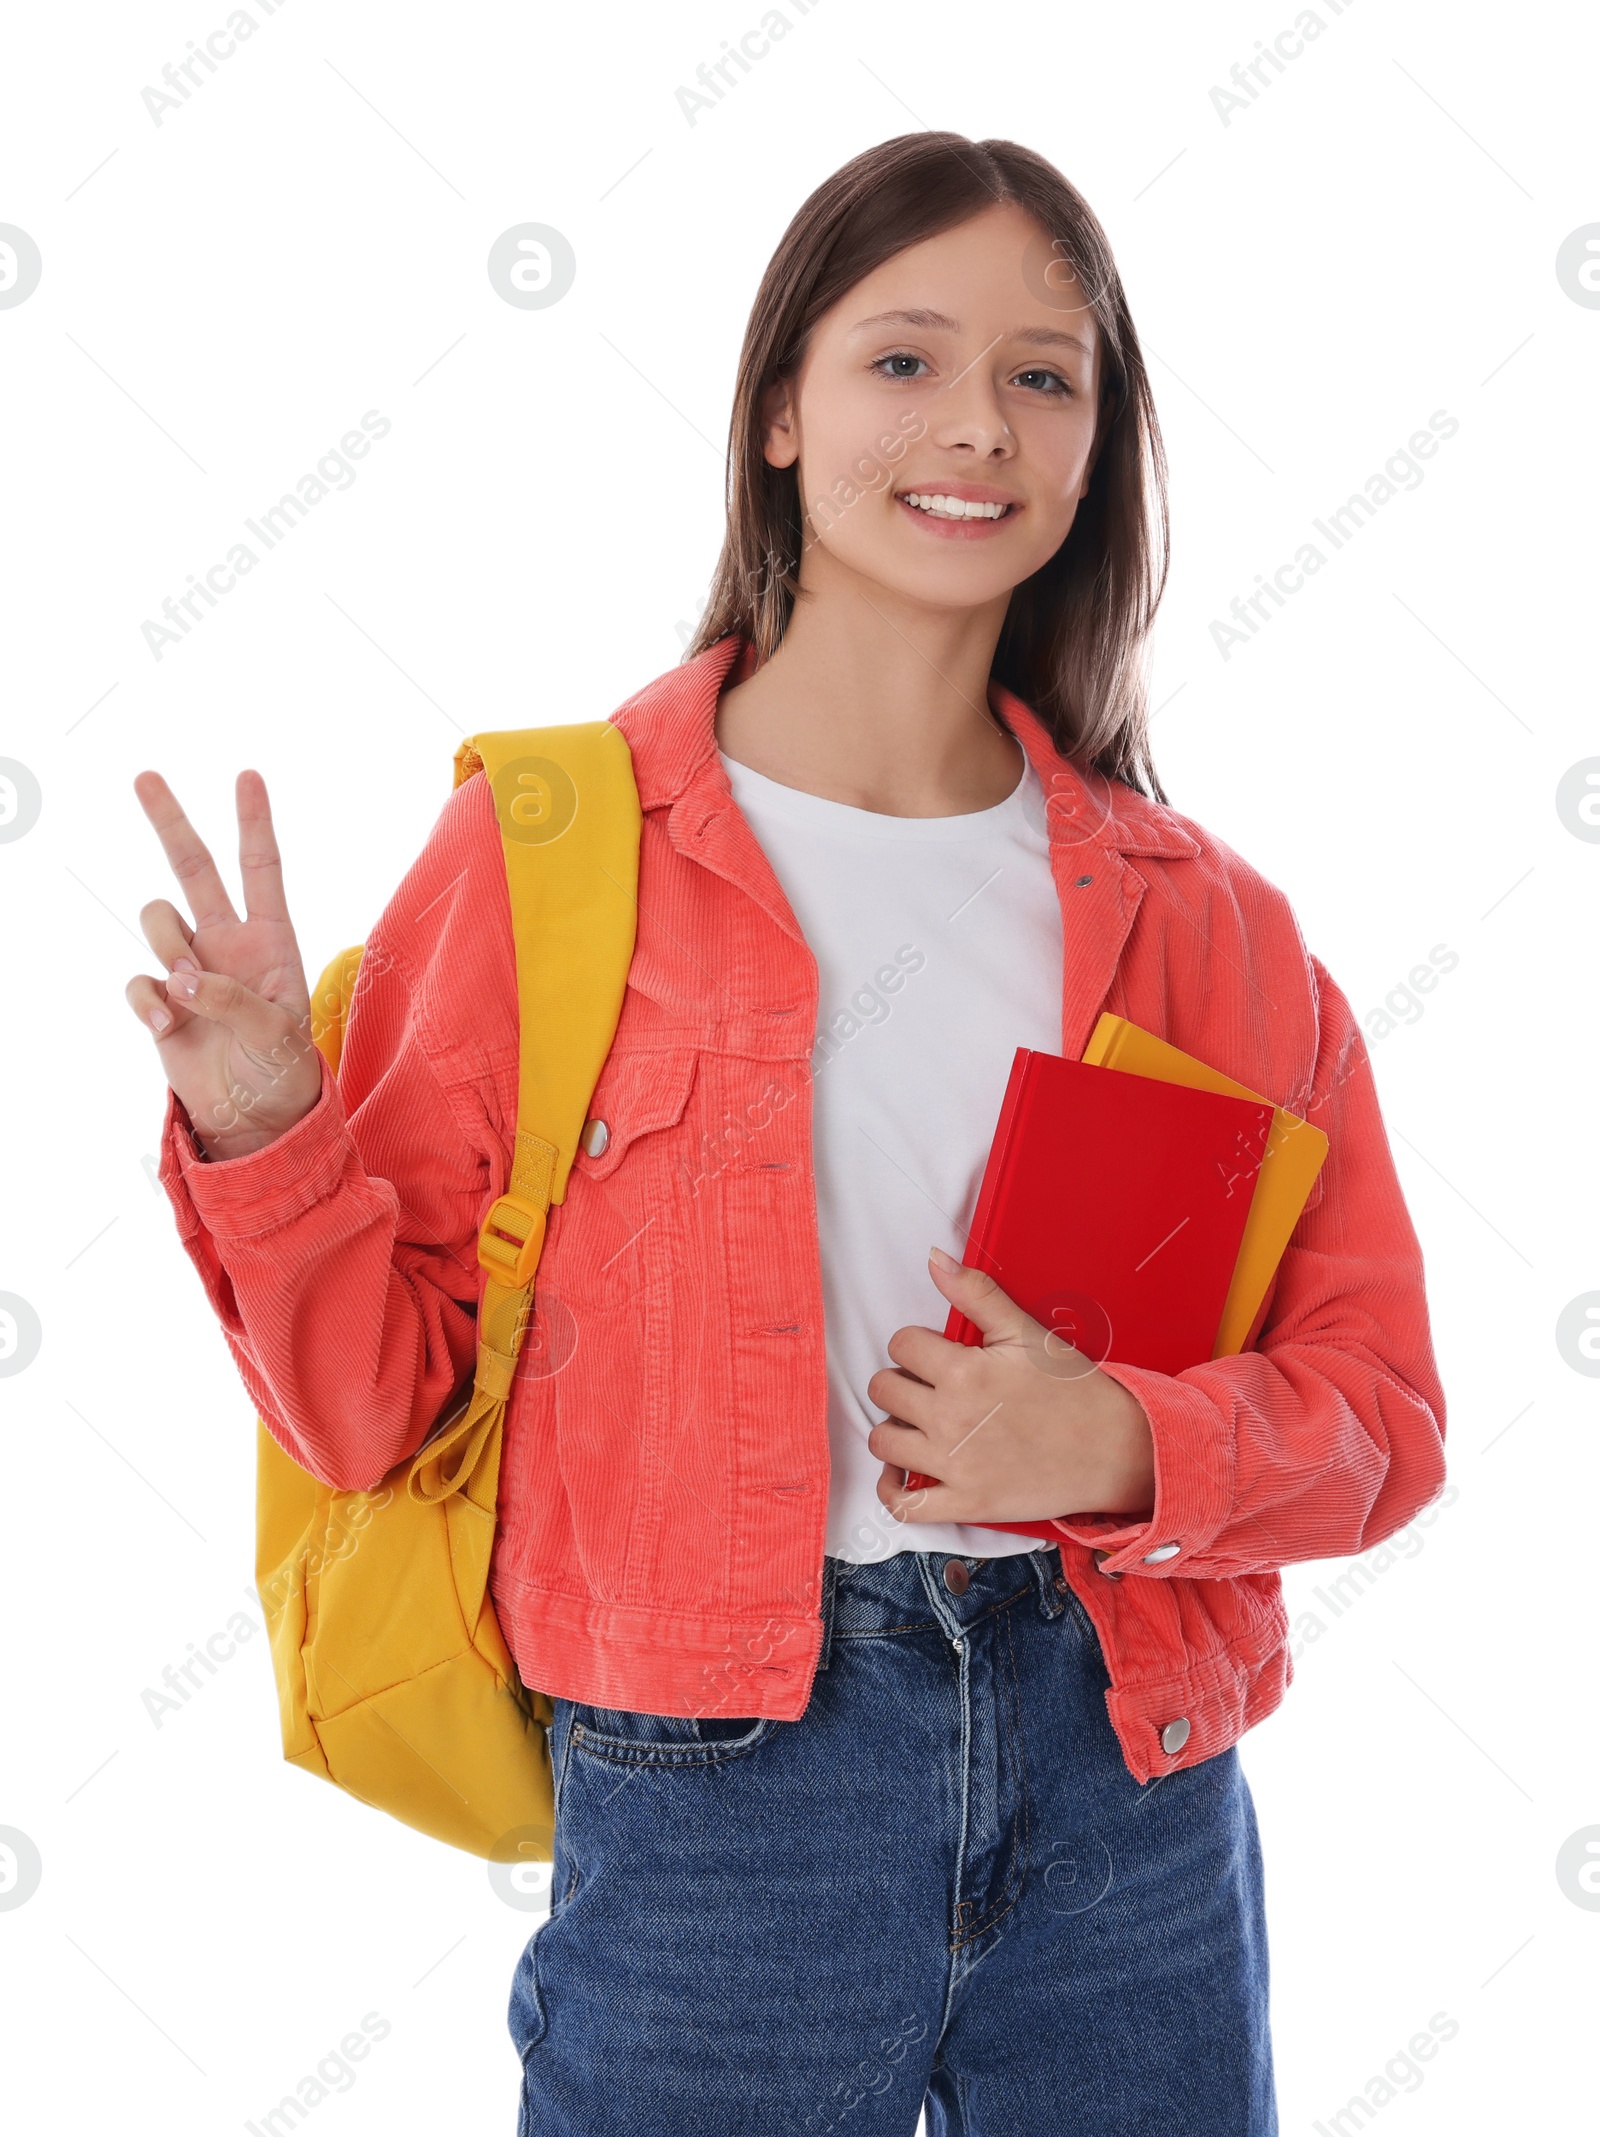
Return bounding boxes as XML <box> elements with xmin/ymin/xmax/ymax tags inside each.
<box><xmin>149</xmin><ymin>1006</ymin><xmax>172</xmax><ymax>1034</ymax></box>
<box><xmin>929</xmin><ymin>1245</ymin><xmax>959</xmax><ymax>1271</ymax></box>
<box><xmin>169</xmin><ymin>969</ymin><xmax>198</xmax><ymax>998</ymax></box>
<box><xmin>172</xmin><ymin>956</ymin><xmax>198</xmax><ymax>974</ymax></box>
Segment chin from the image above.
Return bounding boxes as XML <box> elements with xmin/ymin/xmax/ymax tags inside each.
<box><xmin>862</xmin><ymin>551</ymin><xmax>1038</xmax><ymax>613</ymax></box>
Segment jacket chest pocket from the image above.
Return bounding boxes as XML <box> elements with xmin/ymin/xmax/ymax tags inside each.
<box><xmin>540</xmin><ymin>1047</ymin><xmax>702</xmax><ymax>1311</ymax></box>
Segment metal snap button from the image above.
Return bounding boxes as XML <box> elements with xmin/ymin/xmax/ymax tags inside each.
<box><xmin>1143</xmin><ymin>1543</ymin><xmax>1181</xmax><ymax>1564</ymax></box>
<box><xmin>943</xmin><ymin>1559</ymin><xmax>971</xmax><ymax>1595</ymax></box>
<box><xmin>1093</xmin><ymin>1549</ymin><xmax>1123</xmax><ymax>1581</ymax></box>
<box><xmin>1160</xmin><ymin>1717</ymin><xmax>1191</xmax><ymax>1755</ymax></box>
<box><xmin>580</xmin><ymin>1118</ymin><xmax>610</xmax><ymax>1158</ymax></box>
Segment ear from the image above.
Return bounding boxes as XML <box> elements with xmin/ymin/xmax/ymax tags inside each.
<box><xmin>760</xmin><ymin>376</ymin><xmax>799</xmax><ymax>470</ymax></box>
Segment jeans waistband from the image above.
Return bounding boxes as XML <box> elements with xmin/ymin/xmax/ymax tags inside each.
<box><xmin>817</xmin><ymin>1544</ymin><xmax>1066</xmax><ymax>1672</ymax></box>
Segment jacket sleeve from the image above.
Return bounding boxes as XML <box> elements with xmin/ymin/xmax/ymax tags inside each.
<box><xmin>1051</xmin><ymin>952</ymin><xmax>1448</xmax><ymax>1579</ymax></box>
<box><xmin>158</xmin><ymin>779</ymin><xmax>514</xmax><ymax>1492</ymax></box>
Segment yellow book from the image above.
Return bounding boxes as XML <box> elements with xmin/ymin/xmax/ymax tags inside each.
<box><xmin>1081</xmin><ymin>1014</ymin><xmax>1329</xmax><ymax>1358</ymax></box>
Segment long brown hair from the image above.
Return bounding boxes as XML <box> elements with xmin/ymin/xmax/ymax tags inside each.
<box><xmin>687</xmin><ymin>132</ymin><xmax>1171</xmax><ymax>802</ymax></box>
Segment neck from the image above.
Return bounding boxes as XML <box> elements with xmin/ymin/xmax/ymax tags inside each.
<box><xmin>713</xmin><ymin>570</ymin><xmax>1023</xmax><ymax>818</ymax></box>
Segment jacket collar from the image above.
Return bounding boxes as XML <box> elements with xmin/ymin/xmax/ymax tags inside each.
<box><xmin>608</xmin><ymin>633</ymin><xmax>1199</xmax><ymax>864</ymax></box>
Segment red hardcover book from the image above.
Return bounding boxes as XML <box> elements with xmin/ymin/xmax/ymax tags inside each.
<box><xmin>902</xmin><ymin>1048</ymin><xmax>1274</xmax><ymax>1542</ymax></box>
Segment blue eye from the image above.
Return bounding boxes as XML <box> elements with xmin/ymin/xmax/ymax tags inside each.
<box><xmin>1013</xmin><ymin>368</ymin><xmax>1072</xmax><ymax>397</ymax></box>
<box><xmin>871</xmin><ymin>351</ymin><xmax>927</xmax><ymax>380</ymax></box>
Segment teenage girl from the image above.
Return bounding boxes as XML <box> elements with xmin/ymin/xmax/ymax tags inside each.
<box><xmin>128</xmin><ymin>135</ymin><xmax>1447</xmax><ymax>2136</ymax></box>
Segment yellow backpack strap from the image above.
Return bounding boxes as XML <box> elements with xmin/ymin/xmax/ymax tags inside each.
<box><xmin>409</xmin><ymin>722</ymin><xmax>642</xmax><ymax>1503</ymax></box>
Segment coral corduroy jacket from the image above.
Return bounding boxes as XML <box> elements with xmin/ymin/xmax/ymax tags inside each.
<box><xmin>160</xmin><ymin>634</ymin><xmax>1447</xmax><ymax>1784</ymax></box>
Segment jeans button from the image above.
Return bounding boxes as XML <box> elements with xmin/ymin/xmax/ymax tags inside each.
<box><xmin>942</xmin><ymin>1559</ymin><xmax>971</xmax><ymax>1595</ymax></box>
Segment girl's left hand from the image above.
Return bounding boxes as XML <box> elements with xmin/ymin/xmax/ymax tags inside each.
<box><xmin>867</xmin><ymin>1247</ymin><xmax>1157</xmax><ymax>1528</ymax></box>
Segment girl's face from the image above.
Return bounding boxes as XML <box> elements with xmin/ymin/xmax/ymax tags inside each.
<box><xmin>764</xmin><ymin>201</ymin><xmax>1104</xmax><ymax>617</ymax></box>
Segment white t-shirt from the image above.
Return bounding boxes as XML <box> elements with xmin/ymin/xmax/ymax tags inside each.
<box><xmin>717</xmin><ymin>738</ymin><xmax>1065</xmax><ymax>1564</ymax></box>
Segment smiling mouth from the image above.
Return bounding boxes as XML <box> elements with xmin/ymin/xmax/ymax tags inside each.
<box><xmin>898</xmin><ymin>490</ymin><xmax>1019</xmax><ymax>522</ymax></box>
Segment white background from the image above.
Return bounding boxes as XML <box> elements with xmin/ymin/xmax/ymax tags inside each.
<box><xmin>1</xmin><ymin>0</ymin><xmax>1595</xmax><ymax>2129</ymax></box>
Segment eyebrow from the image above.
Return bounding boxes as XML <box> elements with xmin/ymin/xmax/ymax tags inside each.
<box><xmin>849</xmin><ymin>307</ymin><xmax>1094</xmax><ymax>358</ymax></box>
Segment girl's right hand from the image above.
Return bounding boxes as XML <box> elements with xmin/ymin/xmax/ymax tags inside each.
<box><xmin>125</xmin><ymin>769</ymin><xmax>324</xmax><ymax>1161</ymax></box>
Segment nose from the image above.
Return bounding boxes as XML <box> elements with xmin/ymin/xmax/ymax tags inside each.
<box><xmin>926</xmin><ymin>355</ymin><xmax>1015</xmax><ymax>461</ymax></box>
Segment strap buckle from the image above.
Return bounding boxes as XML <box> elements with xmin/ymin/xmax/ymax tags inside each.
<box><xmin>477</xmin><ymin>1192</ymin><xmax>547</xmax><ymax>1287</ymax></box>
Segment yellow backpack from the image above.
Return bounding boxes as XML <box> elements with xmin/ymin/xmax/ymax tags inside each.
<box><xmin>254</xmin><ymin>721</ymin><xmax>642</xmax><ymax>1859</ymax></box>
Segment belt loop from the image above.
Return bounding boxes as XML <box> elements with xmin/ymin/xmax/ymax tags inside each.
<box><xmin>817</xmin><ymin>1553</ymin><xmax>839</xmax><ymax>1673</ymax></box>
<box><xmin>1031</xmin><ymin>1542</ymin><xmax>1066</xmax><ymax>1620</ymax></box>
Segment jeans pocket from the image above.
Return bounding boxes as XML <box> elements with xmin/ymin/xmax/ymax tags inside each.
<box><xmin>566</xmin><ymin>1699</ymin><xmax>778</xmax><ymax>1767</ymax></box>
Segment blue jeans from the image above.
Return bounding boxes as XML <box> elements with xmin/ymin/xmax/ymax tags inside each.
<box><xmin>508</xmin><ymin>1544</ymin><xmax>1276</xmax><ymax>2134</ymax></box>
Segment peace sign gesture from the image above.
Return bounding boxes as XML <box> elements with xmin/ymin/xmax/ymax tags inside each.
<box><xmin>125</xmin><ymin>770</ymin><xmax>323</xmax><ymax>1160</ymax></box>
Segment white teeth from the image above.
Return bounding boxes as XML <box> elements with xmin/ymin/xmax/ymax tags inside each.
<box><xmin>902</xmin><ymin>492</ymin><xmax>1010</xmax><ymax>521</ymax></box>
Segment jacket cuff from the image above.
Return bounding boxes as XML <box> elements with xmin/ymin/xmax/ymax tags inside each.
<box><xmin>160</xmin><ymin>1056</ymin><xmax>353</xmax><ymax>1239</ymax></box>
<box><xmin>1048</xmin><ymin>1359</ymin><xmax>1236</xmax><ymax>1577</ymax></box>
